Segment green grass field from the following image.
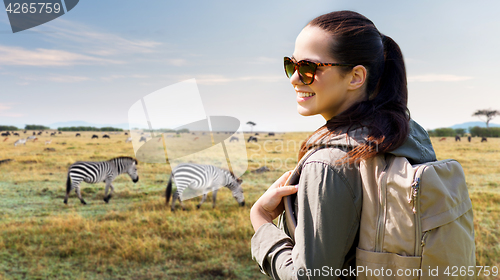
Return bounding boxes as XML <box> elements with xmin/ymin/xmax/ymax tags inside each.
<box><xmin>0</xmin><ymin>132</ymin><xmax>498</xmax><ymax>279</ymax></box>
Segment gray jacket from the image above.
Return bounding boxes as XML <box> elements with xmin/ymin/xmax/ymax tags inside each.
<box><xmin>251</xmin><ymin>120</ymin><xmax>436</xmax><ymax>279</ymax></box>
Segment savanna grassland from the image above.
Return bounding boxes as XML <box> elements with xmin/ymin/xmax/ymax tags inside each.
<box><xmin>0</xmin><ymin>132</ymin><xmax>498</xmax><ymax>280</ymax></box>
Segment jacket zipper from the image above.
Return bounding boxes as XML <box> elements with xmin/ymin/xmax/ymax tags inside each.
<box><xmin>410</xmin><ymin>166</ymin><xmax>425</xmax><ymax>256</ymax></box>
<box><xmin>375</xmin><ymin>162</ymin><xmax>390</xmax><ymax>252</ymax></box>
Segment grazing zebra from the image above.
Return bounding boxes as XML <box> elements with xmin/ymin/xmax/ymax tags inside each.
<box><xmin>64</xmin><ymin>157</ymin><xmax>139</xmax><ymax>205</ymax></box>
<box><xmin>166</xmin><ymin>163</ymin><xmax>245</xmax><ymax>211</ymax></box>
<box><xmin>14</xmin><ymin>138</ymin><xmax>26</xmax><ymax>146</ymax></box>
<box><xmin>229</xmin><ymin>136</ymin><xmax>239</xmax><ymax>142</ymax></box>
<box><xmin>125</xmin><ymin>137</ymin><xmax>132</xmax><ymax>143</ymax></box>
<box><xmin>27</xmin><ymin>136</ymin><xmax>36</xmax><ymax>141</ymax></box>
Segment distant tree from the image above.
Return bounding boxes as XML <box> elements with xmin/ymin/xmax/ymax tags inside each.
<box><xmin>25</xmin><ymin>124</ymin><xmax>50</xmax><ymax>130</ymax></box>
<box><xmin>247</xmin><ymin>121</ymin><xmax>256</xmax><ymax>133</ymax></box>
<box><xmin>454</xmin><ymin>128</ymin><xmax>466</xmax><ymax>136</ymax></box>
<box><xmin>428</xmin><ymin>128</ymin><xmax>455</xmax><ymax>137</ymax></box>
<box><xmin>472</xmin><ymin>109</ymin><xmax>499</xmax><ymax>128</ymax></box>
<box><xmin>0</xmin><ymin>125</ymin><xmax>18</xmax><ymax>131</ymax></box>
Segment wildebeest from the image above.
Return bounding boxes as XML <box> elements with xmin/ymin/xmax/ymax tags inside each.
<box><xmin>166</xmin><ymin>163</ymin><xmax>244</xmax><ymax>211</ymax></box>
<box><xmin>139</xmin><ymin>136</ymin><xmax>147</xmax><ymax>143</ymax></box>
<box><xmin>13</xmin><ymin>132</ymin><xmax>19</xmax><ymax>136</ymax></box>
<box><xmin>50</xmin><ymin>132</ymin><xmax>56</xmax><ymax>136</ymax></box>
<box><xmin>32</xmin><ymin>132</ymin><xmax>36</xmax><ymax>136</ymax></box>
<box><xmin>468</xmin><ymin>136</ymin><xmax>471</xmax><ymax>142</ymax></box>
<box><xmin>124</xmin><ymin>132</ymin><xmax>128</xmax><ymax>135</ymax></box>
<box><xmin>1</xmin><ymin>132</ymin><xmax>10</xmax><ymax>137</ymax></box>
<box><xmin>103</xmin><ymin>135</ymin><xmax>110</xmax><ymax>139</ymax></box>
<box><xmin>481</xmin><ymin>137</ymin><xmax>487</xmax><ymax>142</ymax></box>
<box><xmin>247</xmin><ymin>136</ymin><xmax>258</xmax><ymax>142</ymax></box>
<box><xmin>230</xmin><ymin>136</ymin><xmax>239</xmax><ymax>142</ymax></box>
<box><xmin>64</xmin><ymin>157</ymin><xmax>139</xmax><ymax>205</ymax></box>
<box><xmin>37</xmin><ymin>131</ymin><xmax>42</xmax><ymax>135</ymax></box>
<box><xmin>76</xmin><ymin>133</ymin><xmax>81</xmax><ymax>137</ymax></box>
<box><xmin>268</xmin><ymin>132</ymin><xmax>275</xmax><ymax>136</ymax></box>
<box><xmin>91</xmin><ymin>135</ymin><xmax>99</xmax><ymax>139</ymax></box>
<box><xmin>58</xmin><ymin>131</ymin><xmax>62</xmax><ymax>134</ymax></box>
<box><xmin>255</xmin><ymin>133</ymin><xmax>259</xmax><ymax>136</ymax></box>
<box><xmin>455</xmin><ymin>135</ymin><xmax>461</xmax><ymax>142</ymax></box>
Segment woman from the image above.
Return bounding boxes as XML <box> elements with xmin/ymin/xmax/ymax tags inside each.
<box><xmin>250</xmin><ymin>11</ymin><xmax>436</xmax><ymax>279</ymax></box>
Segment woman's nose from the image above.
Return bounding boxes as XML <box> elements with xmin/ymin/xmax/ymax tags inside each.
<box><xmin>289</xmin><ymin>69</ymin><xmax>302</xmax><ymax>86</ymax></box>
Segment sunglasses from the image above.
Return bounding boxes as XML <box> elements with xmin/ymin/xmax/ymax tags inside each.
<box><xmin>284</xmin><ymin>57</ymin><xmax>354</xmax><ymax>85</ymax></box>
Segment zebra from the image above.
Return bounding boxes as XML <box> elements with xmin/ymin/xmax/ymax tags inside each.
<box><xmin>14</xmin><ymin>138</ymin><xmax>26</xmax><ymax>146</ymax></box>
<box><xmin>64</xmin><ymin>156</ymin><xmax>139</xmax><ymax>205</ymax></box>
<box><xmin>125</xmin><ymin>137</ymin><xmax>132</xmax><ymax>143</ymax></box>
<box><xmin>165</xmin><ymin>163</ymin><xmax>245</xmax><ymax>211</ymax></box>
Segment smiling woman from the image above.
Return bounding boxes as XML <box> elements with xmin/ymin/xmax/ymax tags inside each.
<box><xmin>250</xmin><ymin>10</ymin><xmax>438</xmax><ymax>279</ymax></box>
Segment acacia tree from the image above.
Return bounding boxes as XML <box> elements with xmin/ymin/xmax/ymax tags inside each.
<box><xmin>246</xmin><ymin>121</ymin><xmax>256</xmax><ymax>133</ymax></box>
<box><xmin>472</xmin><ymin>109</ymin><xmax>499</xmax><ymax>128</ymax></box>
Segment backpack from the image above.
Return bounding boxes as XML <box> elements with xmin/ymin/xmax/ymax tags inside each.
<box><xmin>283</xmin><ymin>150</ymin><xmax>475</xmax><ymax>280</ymax></box>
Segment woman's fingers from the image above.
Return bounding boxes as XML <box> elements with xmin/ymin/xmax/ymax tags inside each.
<box><xmin>274</xmin><ymin>185</ymin><xmax>298</xmax><ymax>197</ymax></box>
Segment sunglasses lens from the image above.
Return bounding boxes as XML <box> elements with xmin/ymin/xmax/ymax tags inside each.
<box><xmin>298</xmin><ymin>62</ymin><xmax>316</xmax><ymax>85</ymax></box>
<box><xmin>284</xmin><ymin>57</ymin><xmax>295</xmax><ymax>78</ymax></box>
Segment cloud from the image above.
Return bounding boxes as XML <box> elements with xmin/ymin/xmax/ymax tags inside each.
<box><xmin>195</xmin><ymin>75</ymin><xmax>283</xmax><ymax>85</ymax></box>
<box><xmin>0</xmin><ymin>45</ymin><xmax>122</xmax><ymax>66</ymax></box>
<box><xmin>408</xmin><ymin>74</ymin><xmax>473</xmax><ymax>82</ymax></box>
<box><xmin>44</xmin><ymin>19</ymin><xmax>162</xmax><ymax>56</ymax></box>
<box><xmin>0</xmin><ymin>103</ymin><xmax>23</xmax><ymax>117</ymax></box>
<box><xmin>0</xmin><ymin>19</ymin><xmax>164</xmax><ymax>67</ymax></box>
<box><xmin>19</xmin><ymin>74</ymin><xmax>90</xmax><ymax>83</ymax></box>
<box><xmin>248</xmin><ymin>56</ymin><xmax>279</xmax><ymax>64</ymax></box>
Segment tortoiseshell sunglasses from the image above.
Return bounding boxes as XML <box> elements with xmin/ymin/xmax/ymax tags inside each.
<box><xmin>284</xmin><ymin>57</ymin><xmax>354</xmax><ymax>85</ymax></box>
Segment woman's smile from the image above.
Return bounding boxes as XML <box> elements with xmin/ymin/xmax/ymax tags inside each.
<box><xmin>296</xmin><ymin>90</ymin><xmax>316</xmax><ymax>102</ymax></box>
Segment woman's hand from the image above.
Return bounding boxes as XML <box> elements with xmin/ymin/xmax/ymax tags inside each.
<box><xmin>250</xmin><ymin>171</ymin><xmax>298</xmax><ymax>232</ymax></box>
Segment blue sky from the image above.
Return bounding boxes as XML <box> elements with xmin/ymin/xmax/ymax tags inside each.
<box><xmin>1</xmin><ymin>0</ymin><xmax>499</xmax><ymax>131</ymax></box>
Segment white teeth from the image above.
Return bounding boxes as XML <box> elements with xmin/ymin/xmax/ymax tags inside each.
<box><xmin>297</xmin><ymin>92</ymin><xmax>315</xmax><ymax>98</ymax></box>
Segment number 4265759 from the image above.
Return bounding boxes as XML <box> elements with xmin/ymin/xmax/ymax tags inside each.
<box><xmin>6</xmin><ymin>3</ymin><xmax>62</xmax><ymax>14</ymax></box>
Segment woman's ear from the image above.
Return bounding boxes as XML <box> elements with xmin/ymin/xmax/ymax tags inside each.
<box><xmin>347</xmin><ymin>65</ymin><xmax>367</xmax><ymax>90</ymax></box>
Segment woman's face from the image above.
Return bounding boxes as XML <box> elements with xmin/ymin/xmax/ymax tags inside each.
<box><xmin>291</xmin><ymin>25</ymin><xmax>364</xmax><ymax>121</ymax></box>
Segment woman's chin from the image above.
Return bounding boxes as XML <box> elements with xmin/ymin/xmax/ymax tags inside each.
<box><xmin>297</xmin><ymin>106</ymin><xmax>315</xmax><ymax>117</ymax></box>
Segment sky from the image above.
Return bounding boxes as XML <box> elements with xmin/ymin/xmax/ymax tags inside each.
<box><xmin>1</xmin><ymin>0</ymin><xmax>499</xmax><ymax>132</ymax></box>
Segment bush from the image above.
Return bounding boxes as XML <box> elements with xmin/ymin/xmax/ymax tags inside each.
<box><xmin>427</xmin><ymin>127</ymin><xmax>456</xmax><ymax>137</ymax></box>
<box><xmin>25</xmin><ymin>124</ymin><xmax>50</xmax><ymax>130</ymax></box>
<box><xmin>0</xmin><ymin>125</ymin><xmax>18</xmax><ymax>131</ymax></box>
<box><xmin>469</xmin><ymin>126</ymin><xmax>500</xmax><ymax>137</ymax></box>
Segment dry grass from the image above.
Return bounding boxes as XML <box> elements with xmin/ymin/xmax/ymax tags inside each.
<box><xmin>0</xmin><ymin>132</ymin><xmax>498</xmax><ymax>279</ymax></box>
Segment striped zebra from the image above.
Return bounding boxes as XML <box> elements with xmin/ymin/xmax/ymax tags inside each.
<box><xmin>166</xmin><ymin>163</ymin><xmax>245</xmax><ymax>211</ymax></box>
<box><xmin>14</xmin><ymin>138</ymin><xmax>26</xmax><ymax>146</ymax></box>
<box><xmin>64</xmin><ymin>157</ymin><xmax>139</xmax><ymax>205</ymax></box>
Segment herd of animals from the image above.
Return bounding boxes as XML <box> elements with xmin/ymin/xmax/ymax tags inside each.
<box><xmin>2</xmin><ymin>130</ymin><xmax>248</xmax><ymax>211</ymax></box>
<box><xmin>2</xmin><ymin>130</ymin><xmax>492</xmax><ymax>211</ymax></box>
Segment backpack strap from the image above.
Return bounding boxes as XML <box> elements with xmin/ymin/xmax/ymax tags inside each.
<box><xmin>283</xmin><ymin>146</ymin><xmax>331</xmax><ymax>240</ymax></box>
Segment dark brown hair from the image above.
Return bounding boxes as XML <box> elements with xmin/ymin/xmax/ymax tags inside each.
<box><xmin>298</xmin><ymin>10</ymin><xmax>410</xmax><ymax>162</ymax></box>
